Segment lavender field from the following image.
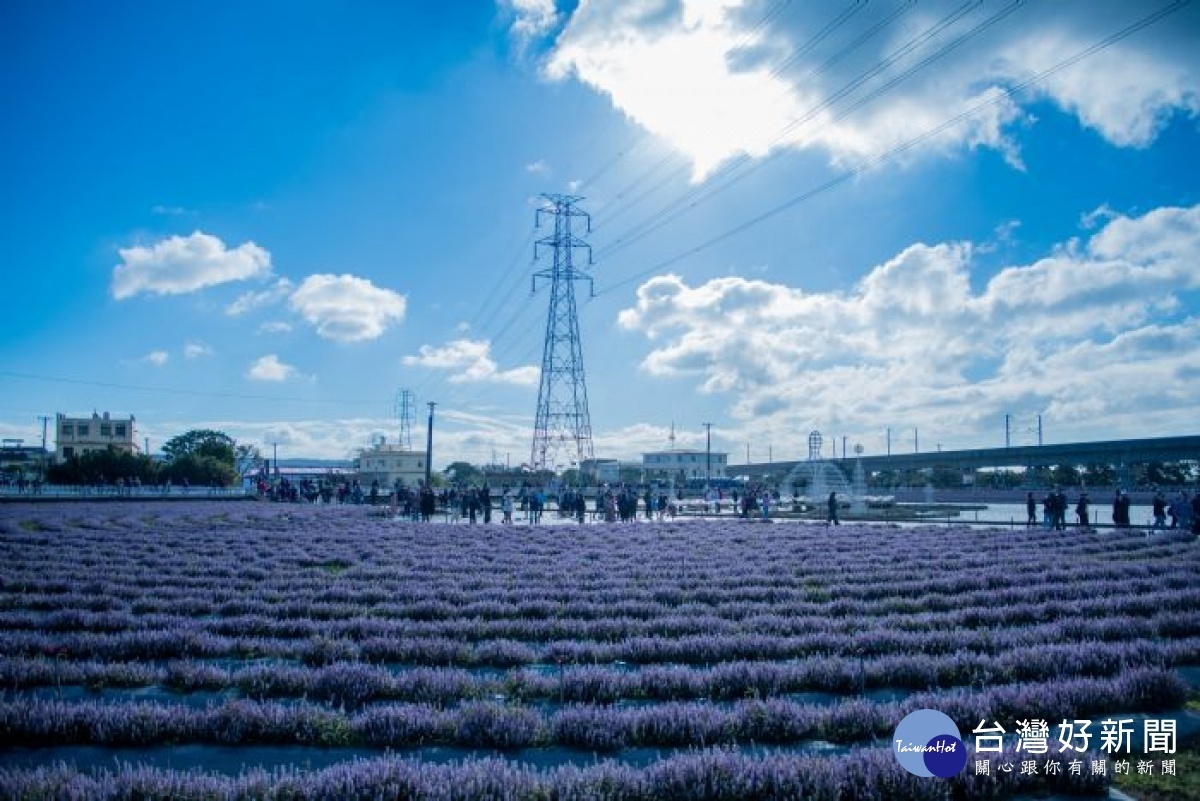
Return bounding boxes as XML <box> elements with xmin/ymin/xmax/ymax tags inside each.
<box><xmin>0</xmin><ymin>501</ymin><xmax>1197</xmax><ymax>799</ymax></box>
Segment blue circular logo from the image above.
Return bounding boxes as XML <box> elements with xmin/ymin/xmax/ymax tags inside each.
<box><xmin>892</xmin><ymin>709</ymin><xmax>968</xmax><ymax>778</ymax></box>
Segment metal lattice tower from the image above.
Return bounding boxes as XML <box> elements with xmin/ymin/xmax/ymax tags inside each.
<box><xmin>530</xmin><ymin>194</ymin><xmax>594</xmax><ymax>472</ymax></box>
<box><xmin>394</xmin><ymin>389</ymin><xmax>415</xmax><ymax>451</ymax></box>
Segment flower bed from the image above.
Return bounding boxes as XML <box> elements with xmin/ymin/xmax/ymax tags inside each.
<box><xmin>1</xmin><ymin>502</ymin><xmax>1196</xmax><ymax>798</ymax></box>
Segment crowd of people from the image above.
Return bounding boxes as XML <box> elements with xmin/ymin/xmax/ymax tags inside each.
<box><xmin>247</xmin><ymin>474</ymin><xmax>1200</xmax><ymax>534</ymax></box>
<box><xmin>1025</xmin><ymin>487</ymin><xmax>1198</xmax><ymax>533</ymax></box>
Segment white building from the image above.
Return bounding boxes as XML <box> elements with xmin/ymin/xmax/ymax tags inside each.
<box><xmin>56</xmin><ymin>412</ymin><xmax>137</xmax><ymax>463</ymax></box>
<box><xmin>581</xmin><ymin>458</ymin><xmax>621</xmax><ymax>484</ymax></box>
<box><xmin>643</xmin><ymin>449</ymin><xmax>728</xmax><ymax>482</ymax></box>
<box><xmin>356</xmin><ymin>442</ymin><xmax>427</xmax><ymax>489</ymax></box>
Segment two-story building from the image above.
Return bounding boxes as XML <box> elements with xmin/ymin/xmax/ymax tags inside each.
<box><xmin>56</xmin><ymin>412</ymin><xmax>137</xmax><ymax>463</ymax></box>
<box><xmin>356</xmin><ymin>441</ymin><xmax>427</xmax><ymax>489</ymax></box>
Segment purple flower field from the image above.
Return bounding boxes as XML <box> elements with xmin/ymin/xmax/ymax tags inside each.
<box><xmin>0</xmin><ymin>501</ymin><xmax>1196</xmax><ymax>799</ymax></box>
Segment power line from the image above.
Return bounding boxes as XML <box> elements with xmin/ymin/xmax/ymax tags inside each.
<box><xmin>595</xmin><ymin>0</ymin><xmax>1000</xmax><ymax>261</ymax></box>
<box><xmin>0</xmin><ymin>370</ymin><xmax>389</xmax><ymax>407</ymax></box>
<box><xmin>596</xmin><ymin>0</ymin><xmax>1191</xmax><ymax>297</ymax></box>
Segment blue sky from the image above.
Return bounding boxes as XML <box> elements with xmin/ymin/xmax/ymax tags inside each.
<box><xmin>2</xmin><ymin>0</ymin><xmax>1198</xmax><ymax>467</ymax></box>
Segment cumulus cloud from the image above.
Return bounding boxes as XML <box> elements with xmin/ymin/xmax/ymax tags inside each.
<box><xmin>617</xmin><ymin>203</ymin><xmax>1200</xmax><ymax>443</ymax></box>
<box><xmin>112</xmin><ymin>231</ymin><xmax>271</xmax><ymax>299</ymax></box>
<box><xmin>402</xmin><ymin>338</ymin><xmax>540</xmax><ymax>385</ymax></box>
<box><xmin>288</xmin><ymin>274</ymin><xmax>407</xmax><ymax>342</ymax></box>
<box><xmin>245</xmin><ymin>354</ymin><xmax>298</xmax><ymax>382</ymax></box>
<box><xmin>226</xmin><ymin>278</ymin><xmax>294</xmax><ymax>316</ymax></box>
<box><xmin>532</xmin><ymin>0</ymin><xmax>1200</xmax><ymax>179</ymax></box>
<box><xmin>140</xmin><ymin>350</ymin><xmax>169</xmax><ymax>366</ymax></box>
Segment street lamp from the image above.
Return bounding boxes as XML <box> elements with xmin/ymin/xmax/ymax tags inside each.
<box><xmin>425</xmin><ymin>402</ymin><xmax>436</xmax><ymax>485</ymax></box>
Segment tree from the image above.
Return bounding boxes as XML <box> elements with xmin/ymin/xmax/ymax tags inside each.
<box><xmin>443</xmin><ymin>461</ymin><xmax>483</xmax><ymax>486</ymax></box>
<box><xmin>160</xmin><ymin>429</ymin><xmax>237</xmax><ymax>486</ymax></box>
<box><xmin>46</xmin><ymin>446</ymin><xmax>157</xmax><ymax>486</ymax></box>
<box><xmin>162</xmin><ymin>430</ymin><xmax>236</xmax><ymax>463</ymax></box>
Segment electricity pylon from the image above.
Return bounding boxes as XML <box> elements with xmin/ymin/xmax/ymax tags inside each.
<box><xmin>530</xmin><ymin>194</ymin><xmax>594</xmax><ymax>472</ymax></box>
<box><xmin>394</xmin><ymin>389</ymin><xmax>415</xmax><ymax>451</ymax></box>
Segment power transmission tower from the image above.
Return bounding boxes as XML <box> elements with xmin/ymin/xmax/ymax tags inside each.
<box><xmin>394</xmin><ymin>389</ymin><xmax>415</xmax><ymax>451</ymax></box>
<box><xmin>530</xmin><ymin>194</ymin><xmax>595</xmax><ymax>472</ymax></box>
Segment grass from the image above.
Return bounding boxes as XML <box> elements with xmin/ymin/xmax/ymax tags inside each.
<box><xmin>1112</xmin><ymin>745</ymin><xmax>1199</xmax><ymax>800</ymax></box>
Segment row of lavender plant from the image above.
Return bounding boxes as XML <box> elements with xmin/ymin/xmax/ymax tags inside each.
<box><xmin>4</xmin><ymin>608</ymin><xmax>1196</xmax><ymax>668</ymax></box>
<box><xmin>0</xmin><ymin>668</ymin><xmax>1187</xmax><ymax>750</ymax></box>
<box><xmin>0</xmin><ymin>745</ymin><xmax>1110</xmax><ymax>801</ymax></box>
<box><xmin>6</xmin><ymin>567</ymin><xmax>1195</xmax><ymax>629</ymax></box>
<box><xmin>5</xmin><ymin>636</ymin><xmax>1197</xmax><ymax>706</ymax></box>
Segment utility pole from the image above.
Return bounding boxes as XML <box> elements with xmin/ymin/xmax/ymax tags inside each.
<box><xmin>37</xmin><ymin>415</ymin><xmax>52</xmax><ymax>478</ymax></box>
<box><xmin>37</xmin><ymin>415</ymin><xmax>50</xmax><ymax>452</ymax></box>
<box><xmin>1037</xmin><ymin>414</ymin><xmax>1043</xmax><ymax>446</ymax></box>
<box><xmin>529</xmin><ymin>194</ymin><xmax>594</xmax><ymax>472</ymax></box>
<box><xmin>886</xmin><ymin>428</ymin><xmax>891</xmax><ymax>456</ymax></box>
<box><xmin>1005</xmin><ymin>414</ymin><xmax>1011</xmax><ymax>448</ymax></box>
<box><xmin>914</xmin><ymin>428</ymin><xmax>919</xmax><ymax>453</ymax></box>
<box><xmin>425</xmin><ymin>402</ymin><xmax>436</xmax><ymax>486</ymax></box>
<box><xmin>703</xmin><ymin>422</ymin><xmax>712</xmax><ymax>487</ymax></box>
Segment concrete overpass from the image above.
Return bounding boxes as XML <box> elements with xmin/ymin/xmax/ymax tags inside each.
<box><xmin>732</xmin><ymin>435</ymin><xmax>1200</xmax><ymax>482</ymax></box>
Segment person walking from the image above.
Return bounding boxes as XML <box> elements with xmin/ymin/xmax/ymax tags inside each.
<box><xmin>826</xmin><ymin>491</ymin><xmax>840</xmax><ymax>525</ymax></box>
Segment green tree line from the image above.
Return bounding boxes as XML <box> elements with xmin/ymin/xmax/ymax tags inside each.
<box><xmin>45</xmin><ymin>429</ymin><xmax>257</xmax><ymax>487</ymax></box>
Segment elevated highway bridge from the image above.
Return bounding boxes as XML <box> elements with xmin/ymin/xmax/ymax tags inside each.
<box><xmin>732</xmin><ymin>435</ymin><xmax>1200</xmax><ymax>483</ymax></box>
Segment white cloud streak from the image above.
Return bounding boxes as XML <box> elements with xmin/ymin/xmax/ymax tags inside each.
<box><xmin>402</xmin><ymin>338</ymin><xmax>539</xmax><ymax>386</ymax></box>
<box><xmin>226</xmin><ymin>278</ymin><xmax>295</xmax><ymax>316</ymax></box>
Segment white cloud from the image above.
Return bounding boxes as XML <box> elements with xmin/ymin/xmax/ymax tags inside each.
<box><xmin>288</xmin><ymin>274</ymin><xmax>407</xmax><ymax>342</ymax></box>
<box><xmin>258</xmin><ymin>321</ymin><xmax>293</xmax><ymax>334</ymax></box>
<box><xmin>535</xmin><ymin>1</ymin><xmax>1200</xmax><ymax>179</ymax></box>
<box><xmin>226</xmin><ymin>278</ymin><xmax>294</xmax><ymax>316</ymax></box>
<box><xmin>140</xmin><ymin>350</ymin><xmax>169</xmax><ymax>366</ymax></box>
<box><xmin>245</xmin><ymin>354</ymin><xmax>297</xmax><ymax>382</ymax></box>
<box><xmin>112</xmin><ymin>231</ymin><xmax>271</xmax><ymax>299</ymax></box>
<box><xmin>402</xmin><ymin>338</ymin><xmax>540</xmax><ymax>386</ymax></box>
<box><xmin>503</xmin><ymin>0</ymin><xmax>561</xmax><ymax>46</ymax></box>
<box><xmin>617</xmin><ymin>203</ymin><xmax>1200</xmax><ymax>444</ymax></box>
<box><xmin>183</xmin><ymin>341</ymin><xmax>212</xmax><ymax>359</ymax></box>
<box><xmin>526</xmin><ymin>159</ymin><xmax>551</xmax><ymax>175</ymax></box>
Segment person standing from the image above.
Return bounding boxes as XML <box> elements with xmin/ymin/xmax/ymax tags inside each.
<box><xmin>1026</xmin><ymin>492</ymin><xmax>1036</xmax><ymax>528</ymax></box>
<box><xmin>1112</xmin><ymin>489</ymin><xmax>1131</xmax><ymax>528</ymax></box>
<box><xmin>826</xmin><ymin>491</ymin><xmax>840</xmax><ymax>525</ymax></box>
<box><xmin>1075</xmin><ymin>492</ymin><xmax>1090</xmax><ymax>529</ymax></box>
<box><xmin>1151</xmin><ymin>490</ymin><xmax>1167</xmax><ymax>531</ymax></box>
